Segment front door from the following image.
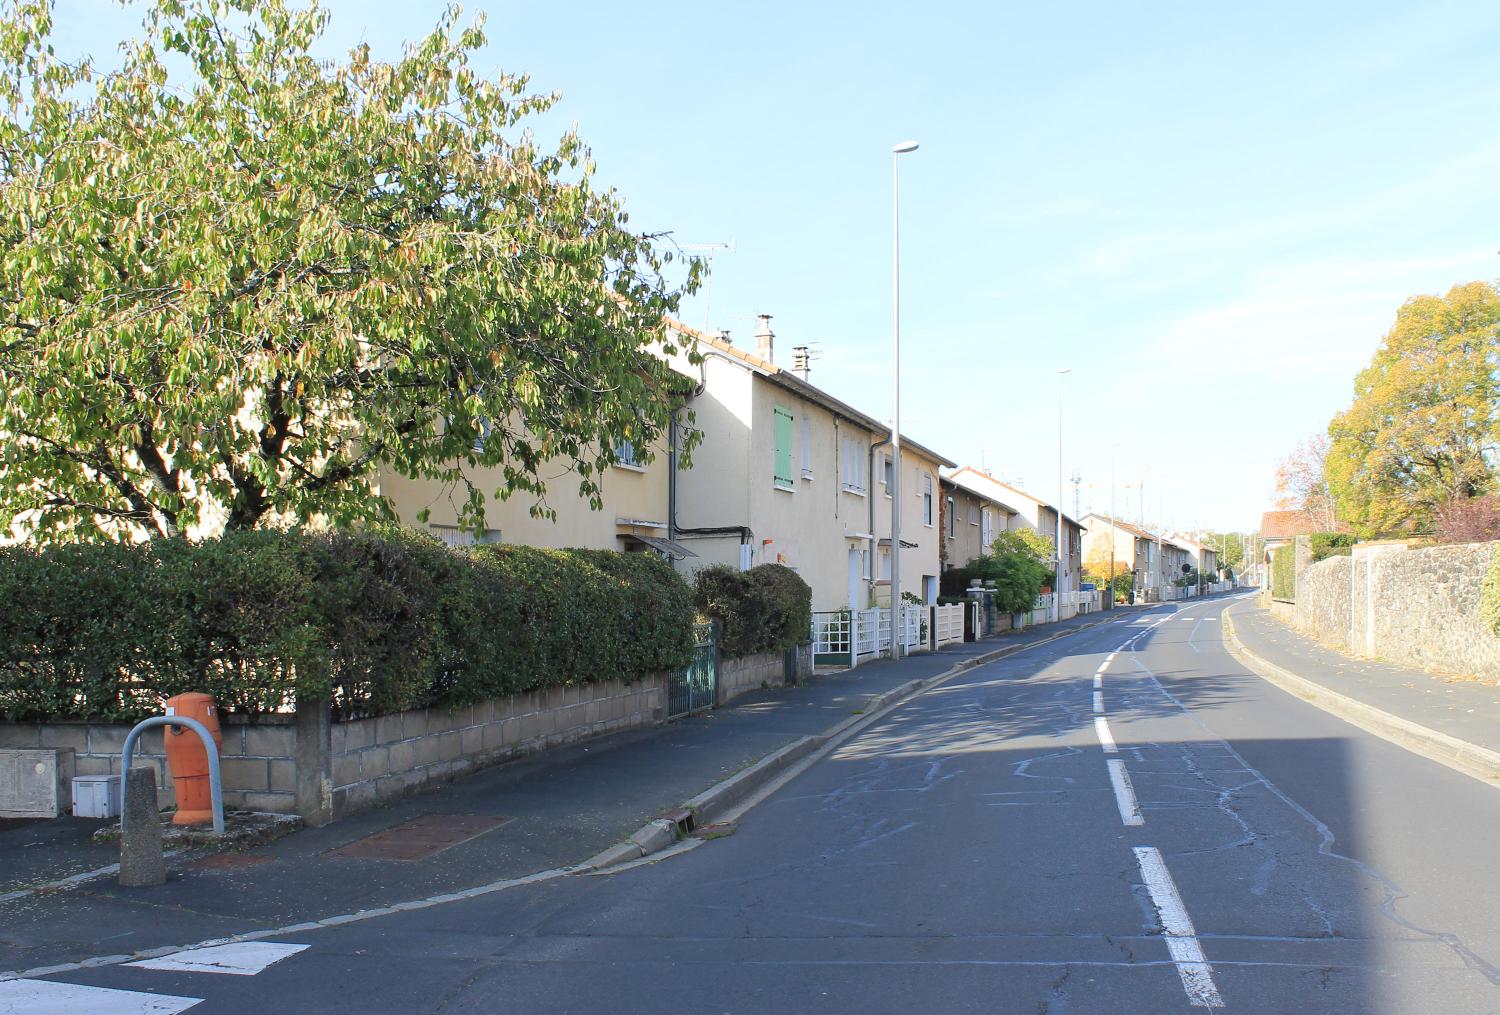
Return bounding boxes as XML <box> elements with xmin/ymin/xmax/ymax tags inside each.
<box><xmin>848</xmin><ymin>548</ymin><xmax>863</xmax><ymax>609</ymax></box>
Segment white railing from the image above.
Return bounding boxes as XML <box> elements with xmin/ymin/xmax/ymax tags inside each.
<box><xmin>812</xmin><ymin>611</ymin><xmax>852</xmax><ymax>657</ymax></box>
<box><xmin>813</xmin><ymin>604</ymin><xmax>927</xmax><ymax>666</ymax></box>
<box><xmin>855</xmin><ymin>608</ymin><xmax>881</xmax><ymax>658</ymax></box>
<box><xmin>932</xmin><ymin>604</ymin><xmax>964</xmax><ymax>647</ymax></box>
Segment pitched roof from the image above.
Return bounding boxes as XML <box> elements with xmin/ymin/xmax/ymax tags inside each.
<box><xmin>666</xmin><ymin>316</ymin><xmax>957</xmax><ymax>468</ymax></box>
<box><xmin>1260</xmin><ymin>510</ymin><xmax>1319</xmax><ymax>539</ymax></box>
<box><xmin>948</xmin><ymin>467</ymin><xmax>1085</xmax><ymax>528</ymax></box>
<box><xmin>1080</xmin><ymin>512</ymin><xmax>1158</xmax><ymax>542</ymax></box>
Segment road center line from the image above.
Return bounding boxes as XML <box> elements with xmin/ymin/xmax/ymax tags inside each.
<box><xmin>1093</xmin><ymin>672</ymin><xmax>1102</xmax><ymax>690</ymax></box>
<box><xmin>1133</xmin><ymin>846</ymin><xmax>1224</xmax><ymax>1008</ymax></box>
<box><xmin>1093</xmin><ymin>716</ymin><xmax>1118</xmax><ymax>753</ymax></box>
<box><xmin>1093</xmin><ymin>691</ymin><xmax>1104</xmax><ymax>714</ymax></box>
<box><xmin>1106</xmin><ymin>759</ymin><xmax>1144</xmax><ymax>826</ymax></box>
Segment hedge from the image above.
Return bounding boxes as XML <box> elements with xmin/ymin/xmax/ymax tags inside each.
<box><xmin>1309</xmin><ymin>532</ymin><xmax>1356</xmax><ymax>562</ymax></box>
<box><xmin>0</xmin><ymin>530</ymin><xmax>696</xmax><ymax>723</ymax></box>
<box><xmin>693</xmin><ymin>564</ymin><xmax>812</xmax><ymax>658</ymax></box>
<box><xmin>1270</xmin><ymin>545</ymin><xmax>1296</xmax><ymax>602</ymax></box>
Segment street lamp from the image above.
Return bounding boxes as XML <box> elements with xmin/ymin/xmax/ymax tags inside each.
<box><xmin>1054</xmin><ymin>367</ymin><xmax>1071</xmax><ymax>623</ymax></box>
<box><xmin>889</xmin><ymin>139</ymin><xmax>918</xmax><ymax>658</ymax></box>
<box><xmin>1110</xmin><ymin>442</ymin><xmax>1119</xmax><ymax>606</ymax></box>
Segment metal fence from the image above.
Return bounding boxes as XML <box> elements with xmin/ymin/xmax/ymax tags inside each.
<box><xmin>668</xmin><ymin>622</ymin><xmax>719</xmax><ymax>719</ymax></box>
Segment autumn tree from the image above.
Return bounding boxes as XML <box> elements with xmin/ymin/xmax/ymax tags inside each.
<box><xmin>1327</xmin><ymin>281</ymin><xmax>1500</xmax><ymax>537</ymax></box>
<box><xmin>1273</xmin><ymin>435</ymin><xmax>1337</xmax><ymax>530</ymax></box>
<box><xmin>0</xmin><ymin>0</ymin><xmax>699</xmax><ymax>542</ymax></box>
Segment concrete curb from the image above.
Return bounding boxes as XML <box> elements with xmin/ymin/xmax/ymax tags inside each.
<box><xmin>580</xmin><ymin>608</ymin><xmax>1133</xmax><ymax>872</ymax></box>
<box><xmin>1222</xmin><ymin>609</ymin><xmax>1500</xmax><ymax>788</ymax></box>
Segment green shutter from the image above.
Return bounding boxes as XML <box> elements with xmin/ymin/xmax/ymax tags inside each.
<box><xmin>774</xmin><ymin>407</ymin><xmax>793</xmax><ymax>487</ymax></box>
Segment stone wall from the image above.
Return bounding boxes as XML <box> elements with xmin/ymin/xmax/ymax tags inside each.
<box><xmin>718</xmin><ymin>645</ymin><xmax>811</xmax><ymax>706</ymax></box>
<box><xmin>328</xmin><ymin>677</ymin><xmax>664</xmax><ymax>821</ymax></box>
<box><xmin>1279</xmin><ymin>539</ymin><xmax>1500</xmax><ymax>682</ymax></box>
<box><xmin>1293</xmin><ymin>554</ymin><xmax>1352</xmax><ymax>650</ymax></box>
<box><xmin>0</xmin><ymin>715</ymin><xmax>297</xmax><ymax>813</ymax></box>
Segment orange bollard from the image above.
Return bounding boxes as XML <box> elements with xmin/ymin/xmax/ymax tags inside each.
<box><xmin>162</xmin><ymin>692</ymin><xmax>223</xmax><ymax>826</ymax></box>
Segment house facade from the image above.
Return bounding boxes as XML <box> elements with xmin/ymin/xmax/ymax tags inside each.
<box><xmin>939</xmin><ymin>476</ymin><xmax>1017</xmax><ymax>574</ymax></box>
<box><xmin>668</xmin><ymin>317</ymin><xmax>954</xmax><ymax>613</ymax></box>
<box><xmin>946</xmin><ymin>468</ymin><xmax>1085</xmax><ymax>617</ymax></box>
<box><xmin>1079</xmin><ymin>513</ymin><xmax>1160</xmax><ymax>600</ymax></box>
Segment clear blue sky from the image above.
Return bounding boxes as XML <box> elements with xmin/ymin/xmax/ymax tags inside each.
<box><xmin>56</xmin><ymin>0</ymin><xmax>1500</xmax><ymax>532</ymax></box>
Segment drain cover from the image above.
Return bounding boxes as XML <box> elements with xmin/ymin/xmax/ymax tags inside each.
<box><xmin>326</xmin><ymin>814</ymin><xmax>511</xmax><ymax>861</ymax></box>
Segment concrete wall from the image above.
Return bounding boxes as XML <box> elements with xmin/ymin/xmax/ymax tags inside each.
<box><xmin>1279</xmin><ymin>540</ymin><xmax>1500</xmax><ymax>682</ymax></box>
<box><xmin>329</xmin><ymin>678</ymin><xmax>664</xmax><ymax>821</ymax></box>
<box><xmin>717</xmin><ymin>644</ymin><xmax>812</xmax><ymax>706</ymax></box>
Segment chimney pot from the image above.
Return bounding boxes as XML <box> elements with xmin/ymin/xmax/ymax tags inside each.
<box><xmin>792</xmin><ymin>345</ymin><xmax>810</xmax><ymax>381</ymax></box>
<box><xmin>754</xmin><ymin>314</ymin><xmax>774</xmax><ymax>363</ymax></box>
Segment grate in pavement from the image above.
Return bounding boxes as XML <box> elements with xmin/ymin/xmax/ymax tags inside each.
<box><xmin>325</xmin><ymin>813</ymin><xmax>511</xmax><ymax>861</ymax></box>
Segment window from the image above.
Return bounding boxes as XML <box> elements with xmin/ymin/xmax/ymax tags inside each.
<box><xmin>882</xmin><ymin>453</ymin><xmax>894</xmax><ymax>492</ymax></box>
<box><xmin>801</xmin><ymin>414</ymin><xmax>813</xmax><ymax>478</ymax></box>
<box><xmin>969</xmin><ymin>503</ymin><xmax>979</xmax><ymax>525</ymax></box>
<box><xmin>840</xmin><ymin>437</ymin><xmax>866</xmax><ymax>492</ymax></box>
<box><xmin>613</xmin><ymin>438</ymin><xmax>640</xmax><ymax>468</ymax></box>
<box><xmin>473</xmin><ymin>417</ymin><xmax>493</xmax><ymax>454</ymax></box>
<box><xmin>922</xmin><ymin>473</ymin><xmax>934</xmax><ymax>526</ymax></box>
<box><xmin>773</xmin><ymin>406</ymin><xmax>794</xmax><ymax>489</ymax></box>
<box><xmin>429</xmin><ymin>524</ymin><xmax>501</xmax><ymax>547</ymax></box>
<box><xmin>945</xmin><ymin>496</ymin><xmax>956</xmax><ymax>537</ymax></box>
<box><xmin>981</xmin><ymin>509</ymin><xmax>993</xmax><ymax>548</ymax></box>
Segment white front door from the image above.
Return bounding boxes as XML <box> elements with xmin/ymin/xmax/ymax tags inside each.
<box><xmin>848</xmin><ymin>549</ymin><xmax>863</xmax><ymax>609</ymax></box>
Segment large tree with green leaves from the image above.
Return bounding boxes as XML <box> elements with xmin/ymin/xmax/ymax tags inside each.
<box><xmin>1327</xmin><ymin>281</ymin><xmax>1500</xmax><ymax>537</ymax></box>
<box><xmin>0</xmin><ymin>0</ymin><xmax>698</xmax><ymax>542</ymax></box>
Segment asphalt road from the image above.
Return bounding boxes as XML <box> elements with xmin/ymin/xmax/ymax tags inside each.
<box><xmin>17</xmin><ymin>594</ymin><xmax>1500</xmax><ymax>1014</ymax></box>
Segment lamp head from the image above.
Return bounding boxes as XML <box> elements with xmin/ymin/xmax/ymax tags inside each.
<box><xmin>893</xmin><ymin>140</ymin><xmax>920</xmax><ymax>154</ymax></box>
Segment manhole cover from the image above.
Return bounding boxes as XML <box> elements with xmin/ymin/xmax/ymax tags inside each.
<box><xmin>326</xmin><ymin>814</ymin><xmax>511</xmax><ymax>862</ymax></box>
<box><xmin>190</xmin><ymin>853</ymin><xmax>271</xmax><ymax>871</ymax></box>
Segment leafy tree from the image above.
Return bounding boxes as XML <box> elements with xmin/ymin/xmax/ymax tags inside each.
<box><xmin>1327</xmin><ymin>282</ymin><xmax>1500</xmax><ymax>537</ymax></box>
<box><xmin>1273</xmin><ymin>435</ymin><xmax>1337</xmax><ymax>530</ymax></box>
<box><xmin>972</xmin><ymin>529</ymin><xmax>1052</xmax><ymax>614</ymax></box>
<box><xmin>0</xmin><ymin>0</ymin><xmax>699</xmax><ymax>542</ymax></box>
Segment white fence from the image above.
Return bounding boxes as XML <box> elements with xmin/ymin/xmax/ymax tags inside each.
<box><xmin>812</xmin><ymin>605</ymin><xmax>927</xmax><ymax>667</ymax></box>
<box><xmin>932</xmin><ymin>604</ymin><xmax>964</xmax><ymax>648</ymax></box>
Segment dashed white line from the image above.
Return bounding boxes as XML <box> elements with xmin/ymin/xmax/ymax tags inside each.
<box><xmin>1092</xmin><ymin>691</ymin><xmax>1104</xmax><ymax>714</ymax></box>
<box><xmin>1133</xmin><ymin>846</ymin><xmax>1224</xmax><ymax>1007</ymax></box>
<box><xmin>127</xmin><ymin>942</ymin><xmax>309</xmax><ymax>976</ymax></box>
<box><xmin>1093</xmin><ymin>672</ymin><xmax>1102</xmax><ymax>690</ymax></box>
<box><xmin>1093</xmin><ymin>716</ymin><xmax>1118</xmax><ymax>753</ymax></box>
<box><xmin>1107</xmin><ymin>759</ymin><xmax>1144</xmax><ymax>826</ymax></box>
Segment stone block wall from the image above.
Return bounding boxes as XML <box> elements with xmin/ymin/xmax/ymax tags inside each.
<box><xmin>718</xmin><ymin>644</ymin><xmax>811</xmax><ymax>706</ymax></box>
<box><xmin>1278</xmin><ymin>539</ymin><xmax>1500</xmax><ymax>682</ymax></box>
<box><xmin>0</xmin><ymin>715</ymin><xmax>297</xmax><ymax>813</ymax></box>
<box><xmin>328</xmin><ymin>677</ymin><xmax>665</xmax><ymax>820</ymax></box>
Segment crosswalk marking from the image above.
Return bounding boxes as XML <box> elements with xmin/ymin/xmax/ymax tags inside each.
<box><xmin>0</xmin><ymin>978</ymin><xmax>201</xmax><ymax>1014</ymax></box>
<box><xmin>127</xmin><ymin>942</ymin><xmax>309</xmax><ymax>977</ymax></box>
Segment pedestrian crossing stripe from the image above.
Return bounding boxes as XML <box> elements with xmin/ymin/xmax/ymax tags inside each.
<box><xmin>127</xmin><ymin>942</ymin><xmax>309</xmax><ymax>976</ymax></box>
<box><xmin>0</xmin><ymin>978</ymin><xmax>201</xmax><ymax>1014</ymax></box>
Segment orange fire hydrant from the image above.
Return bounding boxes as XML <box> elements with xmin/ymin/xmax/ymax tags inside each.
<box><xmin>163</xmin><ymin>692</ymin><xmax>222</xmax><ymax>826</ymax></box>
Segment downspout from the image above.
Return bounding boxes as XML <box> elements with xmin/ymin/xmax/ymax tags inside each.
<box><xmin>669</xmin><ymin>354</ymin><xmax>753</xmax><ymax>563</ymax></box>
<box><xmin>867</xmin><ymin>432</ymin><xmax>892</xmax><ymax>584</ymax></box>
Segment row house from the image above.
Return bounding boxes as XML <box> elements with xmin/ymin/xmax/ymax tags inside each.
<box><xmin>1079</xmin><ymin>513</ymin><xmax>1159</xmax><ymax>598</ymax></box>
<box><xmin>939</xmin><ymin>476</ymin><xmax>1017</xmax><ymax>574</ymax></box>
<box><xmin>946</xmin><ymin>468</ymin><xmax>1086</xmax><ymax>619</ymax></box>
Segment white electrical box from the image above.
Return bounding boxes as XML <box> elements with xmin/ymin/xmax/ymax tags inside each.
<box><xmin>72</xmin><ymin>774</ymin><xmax>121</xmax><ymax>819</ymax></box>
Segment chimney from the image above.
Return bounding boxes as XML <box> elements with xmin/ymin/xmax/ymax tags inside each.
<box><xmin>754</xmin><ymin>314</ymin><xmax>774</xmax><ymax>363</ymax></box>
<box><xmin>792</xmin><ymin>345</ymin><xmax>811</xmax><ymax>381</ymax></box>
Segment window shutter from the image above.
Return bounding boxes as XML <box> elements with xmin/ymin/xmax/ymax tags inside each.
<box><xmin>774</xmin><ymin>407</ymin><xmax>793</xmax><ymax>487</ymax></box>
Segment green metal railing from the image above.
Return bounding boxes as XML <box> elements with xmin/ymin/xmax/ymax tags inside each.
<box><xmin>668</xmin><ymin>622</ymin><xmax>718</xmax><ymax>719</ymax></box>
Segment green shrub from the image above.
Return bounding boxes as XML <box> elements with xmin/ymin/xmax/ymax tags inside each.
<box><xmin>1270</xmin><ymin>546</ymin><xmax>1296</xmax><ymax>601</ymax></box>
<box><xmin>0</xmin><ymin>530</ymin><xmax>697</xmax><ymax>722</ymax></box>
<box><xmin>1309</xmin><ymin>532</ymin><xmax>1356</xmax><ymax>562</ymax></box>
<box><xmin>692</xmin><ymin>563</ymin><xmax>812</xmax><ymax>658</ymax></box>
<box><xmin>1479</xmin><ymin>547</ymin><xmax>1500</xmax><ymax>637</ymax></box>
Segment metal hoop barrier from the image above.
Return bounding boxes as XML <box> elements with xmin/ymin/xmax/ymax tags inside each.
<box><xmin>120</xmin><ymin>715</ymin><xmax>225</xmax><ymax>836</ymax></box>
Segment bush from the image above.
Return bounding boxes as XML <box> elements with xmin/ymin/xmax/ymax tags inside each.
<box><xmin>1309</xmin><ymin>532</ymin><xmax>1356</xmax><ymax>562</ymax></box>
<box><xmin>693</xmin><ymin>564</ymin><xmax>812</xmax><ymax>658</ymax></box>
<box><xmin>0</xmin><ymin>530</ymin><xmax>697</xmax><ymax>722</ymax></box>
<box><xmin>1270</xmin><ymin>546</ymin><xmax>1296</xmax><ymax>601</ymax></box>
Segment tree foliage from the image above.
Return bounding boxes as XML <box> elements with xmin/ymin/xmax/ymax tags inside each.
<box><xmin>0</xmin><ymin>0</ymin><xmax>699</xmax><ymax>542</ymax></box>
<box><xmin>1327</xmin><ymin>282</ymin><xmax>1500</xmax><ymax>537</ymax></box>
<box><xmin>1274</xmin><ymin>435</ymin><xmax>1337</xmax><ymax>531</ymax></box>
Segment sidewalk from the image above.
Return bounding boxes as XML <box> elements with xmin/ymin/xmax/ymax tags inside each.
<box><xmin>0</xmin><ymin>606</ymin><xmax>1130</xmax><ymax>976</ymax></box>
<box><xmin>1225</xmin><ymin>602</ymin><xmax>1500</xmax><ymax>782</ymax></box>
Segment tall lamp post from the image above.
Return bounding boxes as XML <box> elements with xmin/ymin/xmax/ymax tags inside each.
<box><xmin>1054</xmin><ymin>367</ymin><xmax>1071</xmax><ymax>623</ymax></box>
<box><xmin>1109</xmin><ymin>442</ymin><xmax>1119</xmax><ymax>606</ymax></box>
<box><xmin>889</xmin><ymin>139</ymin><xmax>918</xmax><ymax>658</ymax></box>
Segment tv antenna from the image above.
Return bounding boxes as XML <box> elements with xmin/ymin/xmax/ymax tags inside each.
<box><xmin>680</xmin><ymin>242</ymin><xmax>735</xmax><ymax>333</ymax></box>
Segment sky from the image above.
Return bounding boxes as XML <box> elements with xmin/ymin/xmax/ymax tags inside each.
<box><xmin>53</xmin><ymin>0</ymin><xmax>1500</xmax><ymax>533</ymax></box>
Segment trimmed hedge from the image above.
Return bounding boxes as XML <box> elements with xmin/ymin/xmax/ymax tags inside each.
<box><xmin>1270</xmin><ymin>545</ymin><xmax>1296</xmax><ymax>602</ymax></box>
<box><xmin>0</xmin><ymin>530</ymin><xmax>696</xmax><ymax>723</ymax></box>
<box><xmin>1309</xmin><ymin>532</ymin><xmax>1356</xmax><ymax>562</ymax></box>
<box><xmin>693</xmin><ymin>564</ymin><xmax>812</xmax><ymax>659</ymax></box>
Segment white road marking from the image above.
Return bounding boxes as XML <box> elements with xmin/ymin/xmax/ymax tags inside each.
<box><xmin>1093</xmin><ymin>716</ymin><xmax>1118</xmax><ymax>753</ymax></box>
<box><xmin>1107</xmin><ymin>759</ymin><xmax>1144</xmax><ymax>826</ymax></box>
<box><xmin>1093</xmin><ymin>691</ymin><xmax>1104</xmax><ymax>714</ymax></box>
<box><xmin>1105</xmin><ymin>652</ymin><xmax>1117</xmax><ymax>663</ymax></box>
<box><xmin>1133</xmin><ymin>846</ymin><xmax>1224</xmax><ymax>1008</ymax></box>
<box><xmin>1093</xmin><ymin>672</ymin><xmax>1102</xmax><ymax>690</ymax></box>
<box><xmin>0</xmin><ymin>979</ymin><xmax>200</xmax><ymax>1013</ymax></box>
<box><xmin>127</xmin><ymin>942</ymin><xmax>308</xmax><ymax>976</ymax></box>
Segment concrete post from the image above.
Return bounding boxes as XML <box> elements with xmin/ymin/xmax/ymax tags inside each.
<box><xmin>295</xmin><ymin>698</ymin><xmax>333</xmax><ymax>827</ymax></box>
<box><xmin>119</xmin><ymin>766</ymin><xmax>165</xmax><ymax>887</ymax></box>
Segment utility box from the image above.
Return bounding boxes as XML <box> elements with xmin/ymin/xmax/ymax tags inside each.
<box><xmin>0</xmin><ymin>749</ymin><xmax>75</xmax><ymax>818</ymax></box>
<box><xmin>72</xmin><ymin>774</ymin><xmax>121</xmax><ymax>819</ymax></box>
